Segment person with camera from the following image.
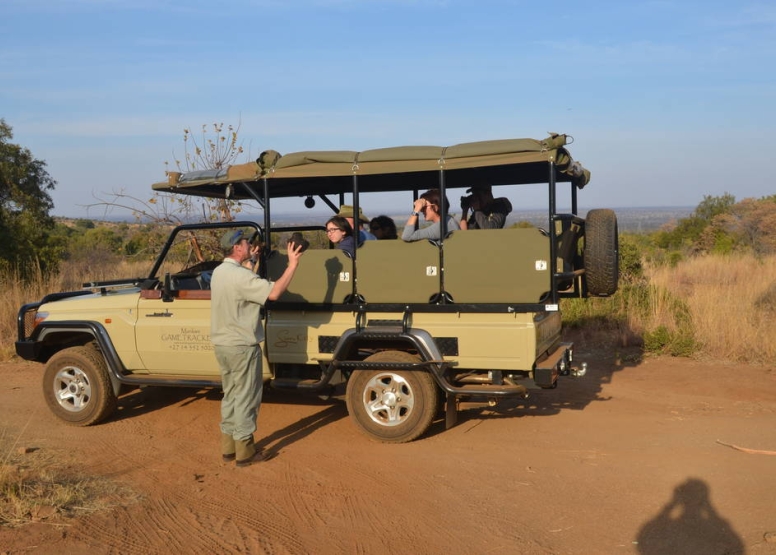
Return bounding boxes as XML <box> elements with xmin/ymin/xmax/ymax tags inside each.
<box><xmin>459</xmin><ymin>184</ymin><xmax>513</xmax><ymax>230</ymax></box>
<box><xmin>210</xmin><ymin>229</ymin><xmax>305</xmax><ymax>467</ymax></box>
<box><xmin>241</xmin><ymin>230</ymin><xmax>264</xmax><ymax>272</ymax></box>
<box><xmin>402</xmin><ymin>188</ymin><xmax>460</xmax><ymax>242</ymax></box>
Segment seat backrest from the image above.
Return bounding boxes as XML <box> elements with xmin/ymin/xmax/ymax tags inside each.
<box><xmin>356</xmin><ymin>239</ymin><xmax>441</xmax><ymax>303</ymax></box>
<box><xmin>443</xmin><ymin>228</ymin><xmax>551</xmax><ymax>303</ymax></box>
<box><xmin>266</xmin><ymin>248</ymin><xmax>353</xmax><ymax>303</ymax></box>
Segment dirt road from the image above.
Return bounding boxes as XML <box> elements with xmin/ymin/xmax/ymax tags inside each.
<box><xmin>2</xmin><ymin>349</ymin><xmax>775</xmax><ymax>555</ymax></box>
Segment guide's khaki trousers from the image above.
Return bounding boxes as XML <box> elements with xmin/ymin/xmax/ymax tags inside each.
<box><xmin>214</xmin><ymin>344</ymin><xmax>263</xmax><ymax>454</ymax></box>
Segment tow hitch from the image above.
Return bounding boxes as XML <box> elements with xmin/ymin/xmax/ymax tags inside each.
<box><xmin>571</xmin><ymin>362</ymin><xmax>588</xmax><ymax>377</ymax></box>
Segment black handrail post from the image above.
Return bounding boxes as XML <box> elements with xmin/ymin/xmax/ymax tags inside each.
<box><xmin>571</xmin><ymin>182</ymin><xmax>578</xmax><ymax>216</ymax></box>
<box><xmin>351</xmin><ymin>164</ymin><xmax>360</xmax><ymax>303</ymax></box>
<box><xmin>548</xmin><ymin>161</ymin><xmax>559</xmax><ymax>306</ymax></box>
<box><xmin>262</xmin><ymin>177</ymin><xmax>270</xmax><ymax>246</ymax></box>
<box><xmin>438</xmin><ymin>164</ymin><xmax>448</xmax><ymax>303</ymax></box>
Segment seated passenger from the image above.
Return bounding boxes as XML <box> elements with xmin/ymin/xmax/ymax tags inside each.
<box><xmin>337</xmin><ymin>205</ymin><xmax>376</xmax><ymax>242</ymax></box>
<box><xmin>325</xmin><ymin>215</ymin><xmax>359</xmax><ymax>257</ymax></box>
<box><xmin>459</xmin><ymin>184</ymin><xmax>513</xmax><ymax>230</ymax></box>
<box><xmin>369</xmin><ymin>215</ymin><xmax>398</xmax><ymax>240</ymax></box>
<box><xmin>401</xmin><ymin>189</ymin><xmax>460</xmax><ymax>242</ymax></box>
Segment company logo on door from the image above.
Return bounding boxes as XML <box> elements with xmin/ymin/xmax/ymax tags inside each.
<box><xmin>161</xmin><ymin>327</ymin><xmax>212</xmax><ymax>351</ymax></box>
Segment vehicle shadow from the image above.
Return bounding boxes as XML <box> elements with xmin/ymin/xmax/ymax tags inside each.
<box><xmin>110</xmin><ymin>331</ymin><xmax>643</xmax><ymax>442</ymax></box>
<box><xmin>113</xmin><ymin>385</ymin><xmax>215</xmax><ymax>422</ymax></box>
<box><xmin>635</xmin><ymin>478</ymin><xmax>744</xmax><ymax>555</ymax></box>
<box><xmin>428</xmin><ymin>335</ymin><xmax>644</xmax><ymax>435</ymax></box>
<box><xmin>113</xmin><ymin>383</ymin><xmax>345</xmax><ymax>420</ymax></box>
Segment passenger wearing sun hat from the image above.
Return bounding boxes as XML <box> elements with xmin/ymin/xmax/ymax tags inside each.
<box><xmin>337</xmin><ymin>204</ymin><xmax>376</xmax><ymax>241</ymax></box>
<box><xmin>210</xmin><ymin>227</ymin><xmax>305</xmax><ymax>467</ymax></box>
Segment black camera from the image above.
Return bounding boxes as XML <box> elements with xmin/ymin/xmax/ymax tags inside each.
<box><xmin>460</xmin><ymin>195</ymin><xmax>473</xmax><ymax>210</ymax></box>
<box><xmin>249</xmin><ymin>230</ymin><xmax>263</xmax><ymax>247</ymax></box>
<box><xmin>288</xmin><ymin>232</ymin><xmax>310</xmax><ymax>252</ymax></box>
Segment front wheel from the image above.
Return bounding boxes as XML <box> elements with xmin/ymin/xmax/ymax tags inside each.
<box><xmin>345</xmin><ymin>351</ymin><xmax>438</xmax><ymax>443</ymax></box>
<box><xmin>42</xmin><ymin>345</ymin><xmax>117</xmax><ymax>426</ymax></box>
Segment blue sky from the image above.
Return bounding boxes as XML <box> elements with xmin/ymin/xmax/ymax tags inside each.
<box><xmin>2</xmin><ymin>0</ymin><xmax>774</xmax><ymax>218</ymax></box>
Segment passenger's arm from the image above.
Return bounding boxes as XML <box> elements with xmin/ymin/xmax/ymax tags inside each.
<box><xmin>459</xmin><ymin>201</ymin><xmax>470</xmax><ymax>230</ymax></box>
<box><xmin>401</xmin><ymin>198</ymin><xmax>427</xmax><ymax>241</ymax></box>
<box><xmin>402</xmin><ymin>221</ymin><xmax>441</xmax><ymax>242</ymax></box>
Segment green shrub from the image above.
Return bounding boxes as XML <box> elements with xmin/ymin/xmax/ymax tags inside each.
<box><xmin>643</xmin><ymin>325</ymin><xmax>696</xmax><ymax>357</ymax></box>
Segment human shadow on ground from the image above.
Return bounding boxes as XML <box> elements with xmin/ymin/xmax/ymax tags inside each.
<box><xmin>635</xmin><ymin>478</ymin><xmax>744</xmax><ymax>555</ymax></box>
<box><xmin>256</xmin><ymin>401</ymin><xmax>348</xmax><ymax>456</ymax></box>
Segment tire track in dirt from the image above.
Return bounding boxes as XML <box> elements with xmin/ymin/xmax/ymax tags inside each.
<box><xmin>41</xmin><ymin>393</ymin><xmax>362</xmax><ymax>554</ymax></box>
<box><xmin>5</xmin><ymin>359</ymin><xmax>776</xmax><ymax>555</ymax></box>
<box><xmin>73</xmin><ymin>432</ymin><xmax>307</xmax><ymax>554</ymax></box>
<box><xmin>75</xmin><ymin>507</ymin><xmax>163</xmax><ymax>555</ymax></box>
<box><xmin>269</xmin><ymin>446</ymin><xmax>479</xmax><ymax>554</ymax></box>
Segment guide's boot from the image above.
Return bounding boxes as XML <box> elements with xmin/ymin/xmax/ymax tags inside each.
<box><xmin>221</xmin><ymin>433</ymin><xmax>236</xmax><ymax>463</ymax></box>
<box><xmin>235</xmin><ymin>436</ymin><xmax>266</xmax><ymax>467</ymax></box>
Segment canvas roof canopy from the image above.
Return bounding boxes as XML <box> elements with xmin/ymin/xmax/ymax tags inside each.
<box><xmin>152</xmin><ymin>134</ymin><xmax>590</xmax><ymax>201</ymax></box>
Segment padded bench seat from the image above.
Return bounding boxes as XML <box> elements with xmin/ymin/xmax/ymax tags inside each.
<box><xmin>266</xmin><ymin>248</ymin><xmax>353</xmax><ymax>303</ymax></box>
<box><xmin>443</xmin><ymin>228</ymin><xmax>551</xmax><ymax>303</ymax></box>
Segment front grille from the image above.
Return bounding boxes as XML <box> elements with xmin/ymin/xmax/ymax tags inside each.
<box><xmin>23</xmin><ymin>310</ymin><xmax>37</xmax><ymax>338</ymax></box>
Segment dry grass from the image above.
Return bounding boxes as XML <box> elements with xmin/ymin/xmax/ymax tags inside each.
<box><xmin>558</xmin><ymin>254</ymin><xmax>775</xmax><ymax>362</ymax></box>
<box><xmin>1</xmin><ymin>425</ymin><xmax>138</xmax><ymax>527</ymax></box>
<box><xmin>647</xmin><ymin>254</ymin><xmax>776</xmax><ymax>362</ymax></box>
<box><xmin>1</xmin><ymin>258</ymin><xmax>147</xmax><ymax>527</ymax></box>
<box><xmin>0</xmin><ymin>265</ymin><xmax>62</xmax><ymax>361</ymax></box>
<box><xmin>0</xmin><ymin>259</ymin><xmax>150</xmax><ymax>360</ymax></box>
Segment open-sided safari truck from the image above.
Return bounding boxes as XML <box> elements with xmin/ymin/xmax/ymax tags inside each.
<box><xmin>16</xmin><ymin>134</ymin><xmax>618</xmax><ymax>443</ymax></box>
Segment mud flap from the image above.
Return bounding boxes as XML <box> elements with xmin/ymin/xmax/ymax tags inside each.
<box><xmin>445</xmin><ymin>393</ymin><xmax>458</xmax><ymax>429</ymax></box>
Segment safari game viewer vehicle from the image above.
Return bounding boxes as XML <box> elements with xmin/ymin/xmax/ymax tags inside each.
<box><xmin>16</xmin><ymin>134</ymin><xmax>618</xmax><ymax>443</ymax></box>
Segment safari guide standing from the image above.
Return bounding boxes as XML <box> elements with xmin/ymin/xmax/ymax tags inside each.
<box><xmin>211</xmin><ymin>229</ymin><xmax>305</xmax><ymax>467</ymax></box>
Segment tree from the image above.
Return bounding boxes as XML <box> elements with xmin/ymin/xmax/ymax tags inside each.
<box><xmin>726</xmin><ymin>197</ymin><xmax>776</xmax><ymax>255</ymax></box>
<box><xmin>88</xmin><ymin>121</ymin><xmax>252</xmax><ymax>267</ymax></box>
<box><xmin>91</xmin><ymin>120</ymin><xmax>250</xmax><ymax>225</ymax></box>
<box><xmin>653</xmin><ymin>193</ymin><xmax>737</xmax><ymax>253</ymax></box>
<box><xmin>0</xmin><ymin>119</ymin><xmax>59</xmax><ymax>274</ymax></box>
<box><xmin>695</xmin><ymin>193</ymin><xmax>736</xmax><ymax>221</ymax></box>
<box><xmin>173</xmin><ymin>122</ymin><xmax>245</xmax><ymax>173</ymax></box>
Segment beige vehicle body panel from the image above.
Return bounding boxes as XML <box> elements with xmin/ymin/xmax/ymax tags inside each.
<box><xmin>37</xmin><ymin>290</ymin><xmax>144</xmax><ymax>370</ymax></box>
<box><xmin>266</xmin><ymin>310</ymin><xmax>559</xmax><ymax>372</ymax></box>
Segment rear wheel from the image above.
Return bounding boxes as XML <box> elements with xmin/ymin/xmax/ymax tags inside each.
<box><xmin>42</xmin><ymin>344</ymin><xmax>117</xmax><ymax>426</ymax></box>
<box><xmin>584</xmin><ymin>209</ymin><xmax>619</xmax><ymax>296</ymax></box>
<box><xmin>345</xmin><ymin>351</ymin><xmax>438</xmax><ymax>443</ymax></box>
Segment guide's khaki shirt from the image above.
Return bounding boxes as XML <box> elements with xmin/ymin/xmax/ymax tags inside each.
<box><xmin>210</xmin><ymin>258</ymin><xmax>274</xmax><ymax>346</ymax></box>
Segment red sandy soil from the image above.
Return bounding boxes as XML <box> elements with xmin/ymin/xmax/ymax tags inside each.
<box><xmin>1</xmin><ymin>348</ymin><xmax>776</xmax><ymax>555</ymax></box>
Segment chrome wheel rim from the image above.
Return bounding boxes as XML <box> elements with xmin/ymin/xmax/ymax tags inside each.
<box><xmin>53</xmin><ymin>366</ymin><xmax>92</xmax><ymax>412</ymax></box>
<box><xmin>362</xmin><ymin>372</ymin><xmax>415</xmax><ymax>427</ymax></box>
